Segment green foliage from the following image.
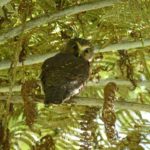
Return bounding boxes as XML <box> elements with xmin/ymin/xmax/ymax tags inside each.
<box><xmin>0</xmin><ymin>0</ymin><xmax>150</xmax><ymax>149</ymax></box>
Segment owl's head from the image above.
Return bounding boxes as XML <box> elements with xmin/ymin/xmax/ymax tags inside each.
<box><xmin>64</xmin><ymin>38</ymin><xmax>94</xmax><ymax>62</ymax></box>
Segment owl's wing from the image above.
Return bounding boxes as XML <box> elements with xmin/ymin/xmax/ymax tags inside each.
<box><xmin>41</xmin><ymin>53</ymin><xmax>90</xmax><ymax>104</ymax></box>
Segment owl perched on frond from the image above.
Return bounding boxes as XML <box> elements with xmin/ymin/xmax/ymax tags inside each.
<box><xmin>40</xmin><ymin>38</ymin><xmax>93</xmax><ymax>104</ymax></box>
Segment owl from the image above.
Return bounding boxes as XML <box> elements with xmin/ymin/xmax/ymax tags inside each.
<box><xmin>40</xmin><ymin>38</ymin><xmax>93</xmax><ymax>104</ymax></box>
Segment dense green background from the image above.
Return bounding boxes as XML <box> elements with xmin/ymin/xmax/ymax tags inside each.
<box><xmin>0</xmin><ymin>0</ymin><xmax>150</xmax><ymax>149</ymax></box>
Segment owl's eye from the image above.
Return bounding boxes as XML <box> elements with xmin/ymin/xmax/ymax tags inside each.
<box><xmin>72</xmin><ymin>44</ymin><xmax>78</xmax><ymax>49</ymax></box>
<box><xmin>84</xmin><ymin>48</ymin><xmax>90</xmax><ymax>53</ymax></box>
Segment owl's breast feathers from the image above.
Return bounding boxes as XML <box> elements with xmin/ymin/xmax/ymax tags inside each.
<box><xmin>41</xmin><ymin>53</ymin><xmax>90</xmax><ymax>104</ymax></box>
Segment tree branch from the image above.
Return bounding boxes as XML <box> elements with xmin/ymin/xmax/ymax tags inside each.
<box><xmin>0</xmin><ymin>95</ymin><xmax>149</xmax><ymax>112</ymax></box>
<box><xmin>99</xmin><ymin>39</ymin><xmax>150</xmax><ymax>52</ymax></box>
<box><xmin>72</xmin><ymin>97</ymin><xmax>150</xmax><ymax>112</ymax></box>
<box><xmin>0</xmin><ymin>52</ymin><xmax>57</xmax><ymax>70</ymax></box>
<box><xmin>0</xmin><ymin>0</ymin><xmax>120</xmax><ymax>44</ymax></box>
<box><xmin>0</xmin><ymin>39</ymin><xmax>150</xmax><ymax>70</ymax></box>
<box><xmin>0</xmin><ymin>79</ymin><xmax>150</xmax><ymax>93</ymax></box>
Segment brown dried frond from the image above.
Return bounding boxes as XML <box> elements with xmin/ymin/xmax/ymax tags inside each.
<box><xmin>90</xmin><ymin>65</ymin><xmax>101</xmax><ymax>81</ymax></box>
<box><xmin>19</xmin><ymin>36</ymin><xmax>29</xmax><ymax>63</ymax></box>
<box><xmin>79</xmin><ymin>107</ymin><xmax>100</xmax><ymax>149</ymax></box>
<box><xmin>117</xmin><ymin>130</ymin><xmax>143</xmax><ymax>150</ymax></box>
<box><xmin>0</xmin><ymin>121</ymin><xmax>4</xmax><ymax>145</ymax></box>
<box><xmin>102</xmin><ymin>82</ymin><xmax>118</xmax><ymax>141</ymax></box>
<box><xmin>33</xmin><ymin>135</ymin><xmax>55</xmax><ymax>150</ymax></box>
<box><xmin>0</xmin><ymin>16</ymin><xmax>5</xmax><ymax>28</ymax></box>
<box><xmin>130</xmin><ymin>29</ymin><xmax>142</xmax><ymax>40</ymax></box>
<box><xmin>21</xmin><ymin>79</ymin><xmax>41</xmax><ymax>100</ymax></box>
<box><xmin>18</xmin><ymin>0</ymin><xmax>33</xmax><ymax>23</ymax></box>
<box><xmin>21</xmin><ymin>80</ymin><xmax>40</xmax><ymax>127</ymax></box>
<box><xmin>118</xmin><ymin>50</ymin><xmax>136</xmax><ymax>87</ymax></box>
<box><xmin>0</xmin><ymin>121</ymin><xmax>10</xmax><ymax>150</ymax></box>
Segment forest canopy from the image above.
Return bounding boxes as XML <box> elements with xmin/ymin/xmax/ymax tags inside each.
<box><xmin>0</xmin><ymin>0</ymin><xmax>150</xmax><ymax>149</ymax></box>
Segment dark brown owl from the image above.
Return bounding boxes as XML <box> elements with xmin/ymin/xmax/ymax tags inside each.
<box><xmin>40</xmin><ymin>38</ymin><xmax>93</xmax><ymax>104</ymax></box>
